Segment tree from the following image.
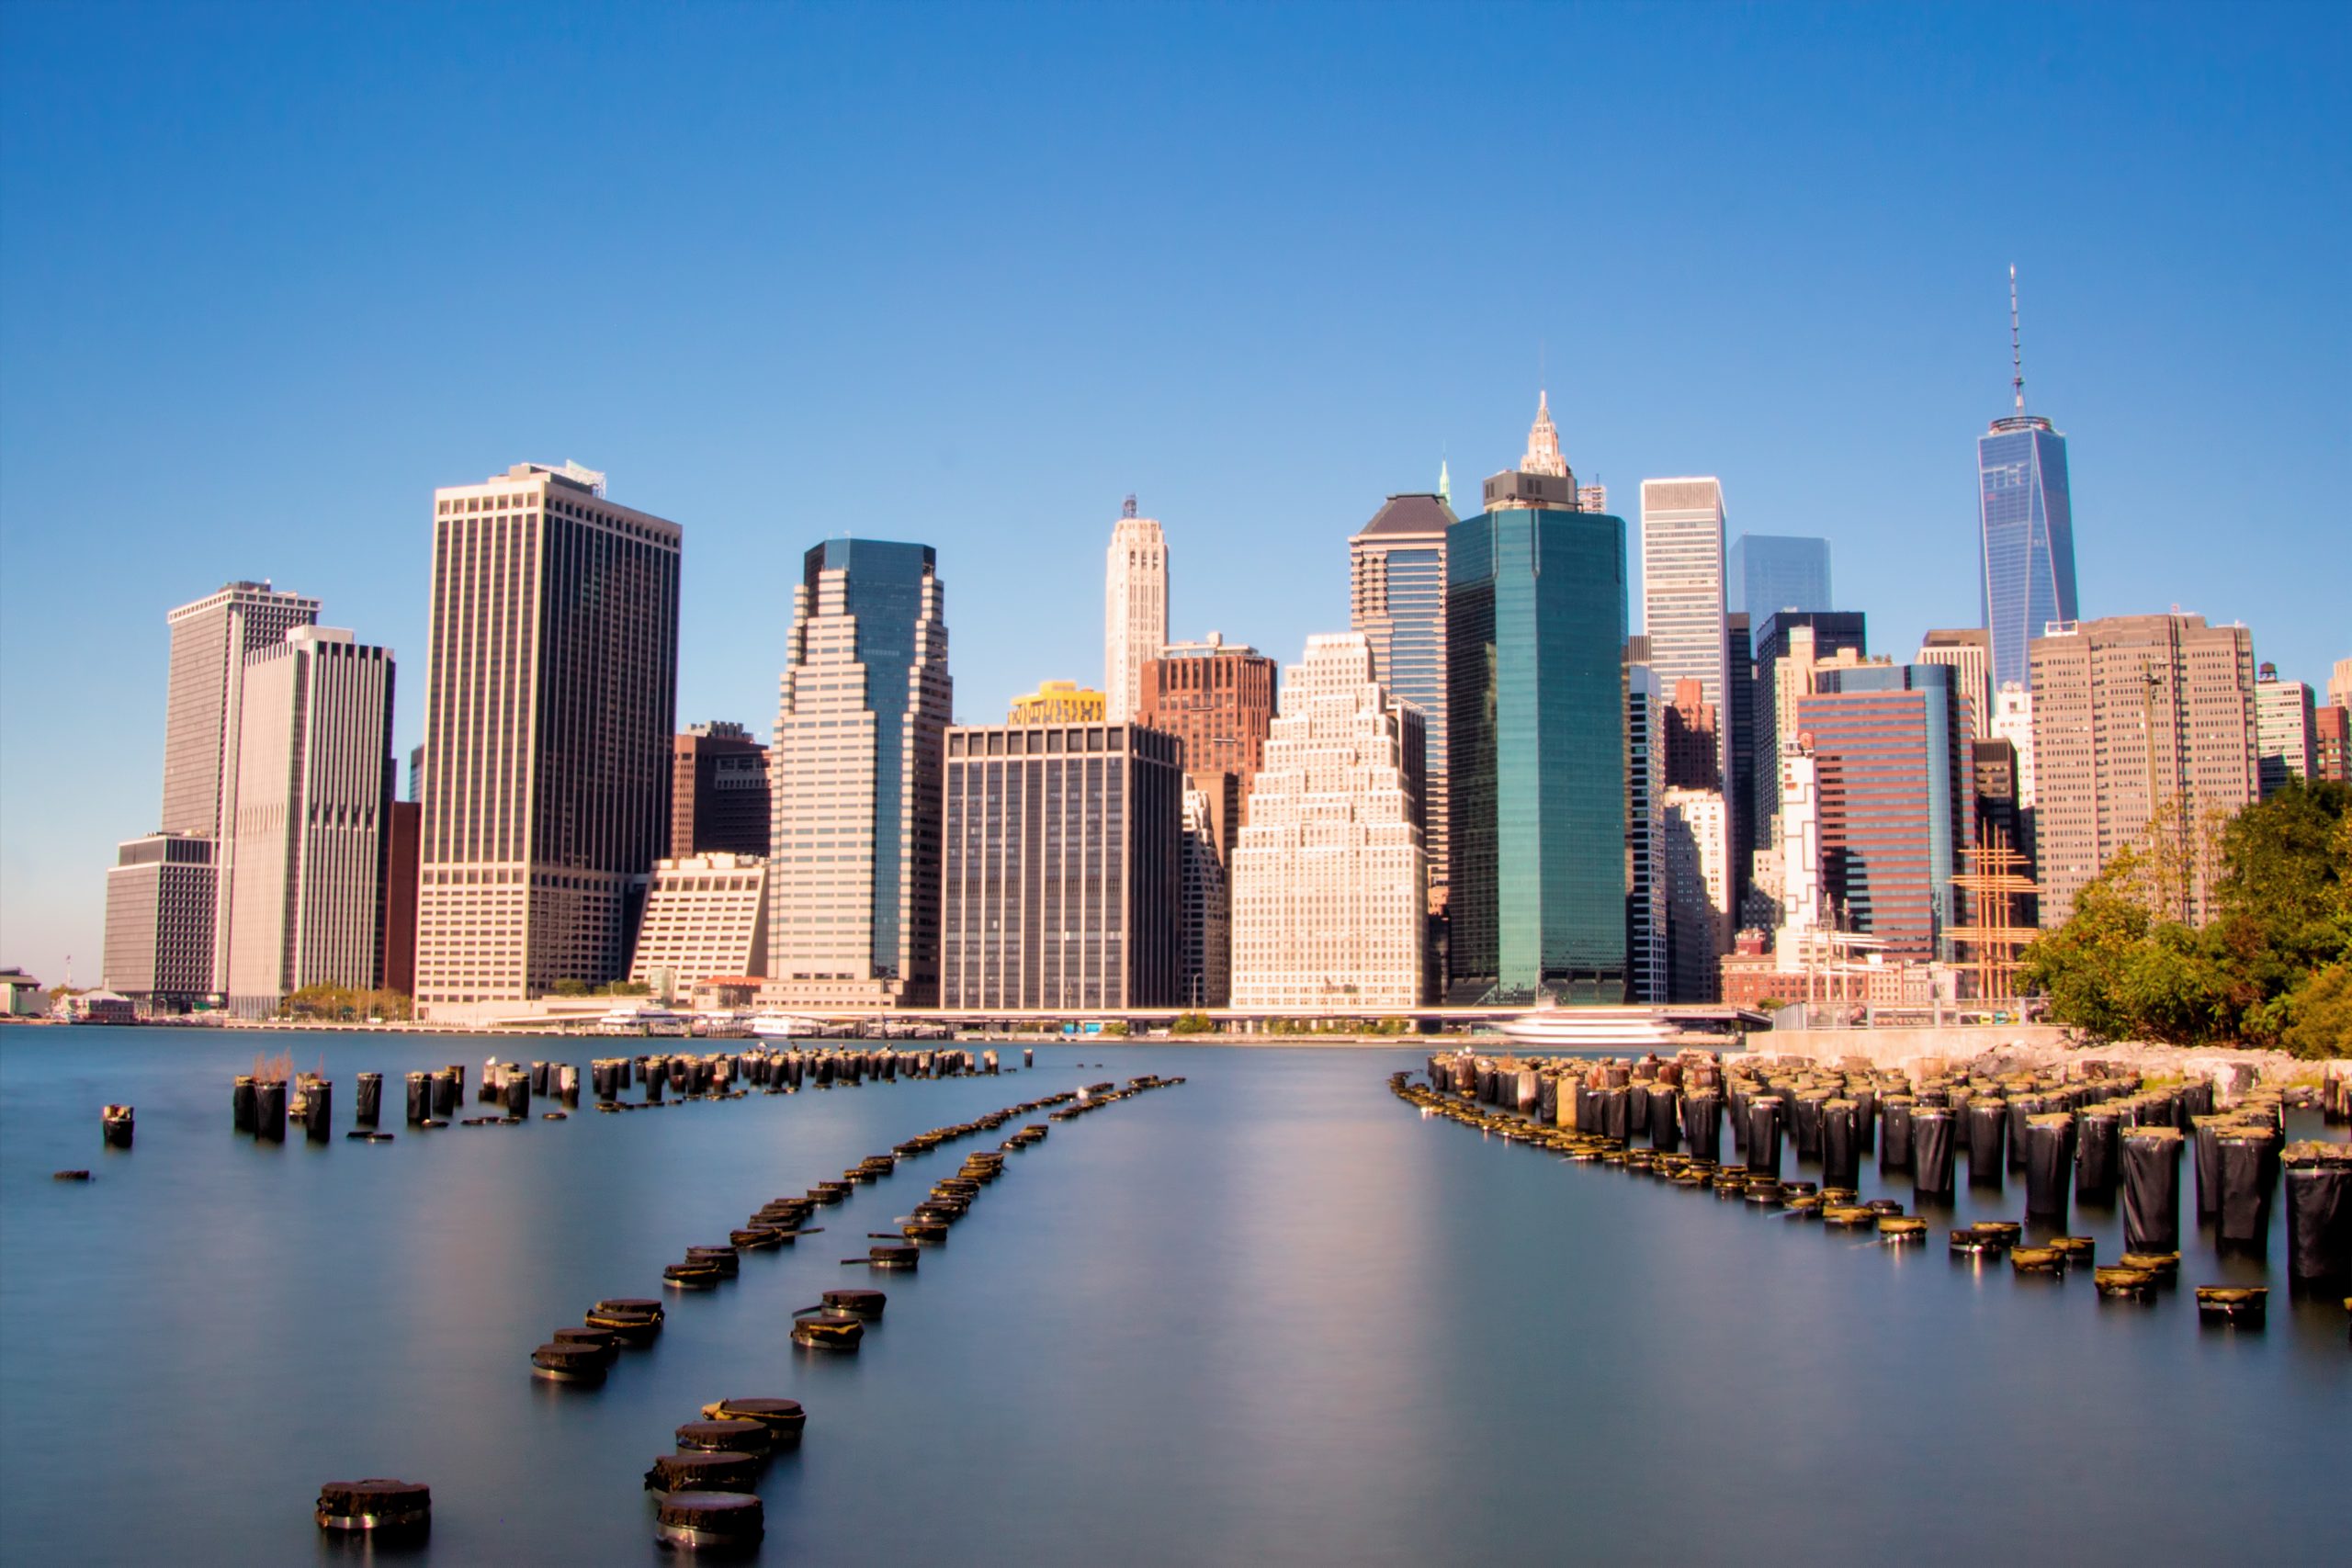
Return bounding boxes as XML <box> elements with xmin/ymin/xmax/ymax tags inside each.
<box><xmin>2278</xmin><ymin>963</ymin><xmax>2352</xmax><ymax>1059</ymax></box>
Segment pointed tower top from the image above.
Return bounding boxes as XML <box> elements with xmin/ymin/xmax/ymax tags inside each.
<box><xmin>2009</xmin><ymin>265</ymin><xmax>2025</xmax><ymax>415</ymax></box>
<box><xmin>1521</xmin><ymin>389</ymin><xmax>1567</xmax><ymax>478</ymax></box>
<box><xmin>1438</xmin><ymin>459</ymin><xmax>1452</xmax><ymax>507</ymax></box>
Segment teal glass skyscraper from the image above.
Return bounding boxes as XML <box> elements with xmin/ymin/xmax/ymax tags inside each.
<box><xmin>1977</xmin><ymin>269</ymin><xmax>2077</xmax><ymax>693</ymax></box>
<box><xmin>1446</xmin><ymin>396</ymin><xmax>1629</xmax><ymax>1004</ymax></box>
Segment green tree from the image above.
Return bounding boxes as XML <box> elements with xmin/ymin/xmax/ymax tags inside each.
<box><xmin>2278</xmin><ymin>963</ymin><xmax>2352</xmax><ymax>1059</ymax></box>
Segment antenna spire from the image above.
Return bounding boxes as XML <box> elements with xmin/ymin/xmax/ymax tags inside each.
<box><xmin>2009</xmin><ymin>265</ymin><xmax>2025</xmax><ymax>415</ymax></box>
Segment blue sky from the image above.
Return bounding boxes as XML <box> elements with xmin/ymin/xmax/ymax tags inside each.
<box><xmin>3</xmin><ymin>2</ymin><xmax>2346</xmax><ymax>984</ymax></box>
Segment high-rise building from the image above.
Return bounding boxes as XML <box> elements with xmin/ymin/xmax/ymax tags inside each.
<box><xmin>1448</xmin><ymin>398</ymin><xmax>1628</xmax><ymax>1004</ymax></box>
<box><xmin>941</xmin><ymin>721</ymin><xmax>1182</xmax><ymax>1010</ymax></box>
<box><xmin>1727</xmin><ymin>535</ymin><xmax>1832</xmax><ymax>619</ymax></box>
<box><xmin>101</xmin><ymin>831</ymin><xmax>216</xmax><ymax>1013</ymax></box>
<box><xmin>1660</xmin><ymin>786</ymin><xmax>1732</xmax><ymax>1001</ymax></box>
<box><xmin>671</xmin><ymin>722</ymin><xmax>769</xmax><ymax>859</ymax></box>
<box><xmin>1662</xmin><ymin>678</ymin><xmax>1721</xmax><ymax>790</ymax></box>
<box><xmin>2314</xmin><ymin>704</ymin><xmax>2350</xmax><ymax>785</ymax></box>
<box><xmin>1917</xmin><ymin>627</ymin><xmax>1994</xmax><ymax>740</ymax></box>
<box><xmin>1748</xmin><ymin>610</ymin><xmax>1868</xmax><ymax>885</ymax></box>
<box><xmin>1178</xmin><ymin>779</ymin><xmax>1233</xmax><ymax>1009</ymax></box>
<box><xmin>2254</xmin><ymin>665</ymin><xmax>2317</xmax><ymax>797</ymax></box>
<box><xmin>1777</xmin><ymin>740</ymin><xmax>1826</xmax><ymax>940</ymax></box>
<box><xmin>2331</xmin><ymin>658</ymin><xmax>2352</xmax><ymax>714</ymax></box>
<box><xmin>224</xmin><ymin>627</ymin><xmax>397</xmax><ymax>1017</ymax></box>
<box><xmin>1350</xmin><ymin>491</ymin><xmax>1456</xmax><ymax>910</ymax></box>
<box><xmin>1969</xmin><ymin>735</ymin><xmax>2036</xmax><ymax>926</ymax></box>
<box><xmin>379</xmin><ymin>800</ymin><xmax>420</xmax><ymax>998</ymax></box>
<box><xmin>1991</xmin><ymin>682</ymin><xmax>2036</xmax><ymax>807</ymax></box>
<box><xmin>1795</xmin><ymin>662</ymin><xmax>1971</xmax><ymax>962</ymax></box>
<box><xmin>159</xmin><ymin>580</ymin><xmax>322</xmax><ymax>994</ymax></box>
<box><xmin>1230</xmin><ymin>634</ymin><xmax>1427</xmax><ymax>1010</ymax></box>
<box><xmin>1136</xmin><ymin>635</ymin><xmax>1279</xmax><ymax>829</ymax></box>
<box><xmin>1640</xmin><ymin>477</ymin><xmax>1730</xmax><ymax>784</ymax></box>
<box><xmin>1977</xmin><ymin>271</ymin><xmax>2079</xmax><ymax>694</ymax></box>
<box><xmin>2029</xmin><ymin>614</ymin><xmax>2257</xmax><ymax>927</ymax></box>
<box><xmin>1624</xmin><ymin>648</ymin><xmax>1667</xmax><ymax>1004</ymax></box>
<box><xmin>1725</xmin><ymin>613</ymin><xmax>1758</xmax><ymax>922</ymax></box>
<box><xmin>407</xmin><ymin>744</ymin><xmax>424</xmax><ymax>805</ymax></box>
<box><xmin>1007</xmin><ymin>682</ymin><xmax>1105</xmax><ymax>724</ymax></box>
<box><xmin>629</xmin><ymin>852</ymin><xmax>771</xmax><ymax>998</ymax></box>
<box><xmin>414</xmin><ymin>464</ymin><xmax>681</xmax><ymax>1015</ymax></box>
<box><xmin>767</xmin><ymin>539</ymin><xmax>950</xmax><ymax>1008</ymax></box>
<box><xmin>1104</xmin><ymin>498</ymin><xmax>1168</xmax><ymax>724</ymax></box>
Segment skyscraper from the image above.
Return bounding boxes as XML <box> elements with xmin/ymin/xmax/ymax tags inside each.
<box><xmin>1978</xmin><ymin>269</ymin><xmax>2079</xmax><ymax>693</ymax></box>
<box><xmin>671</xmin><ymin>722</ymin><xmax>770</xmax><ymax>859</ymax></box>
<box><xmin>1748</xmin><ymin>610</ymin><xmax>1867</xmax><ymax>885</ymax></box>
<box><xmin>1623</xmin><ymin>644</ymin><xmax>1667</xmax><ymax>1004</ymax></box>
<box><xmin>159</xmin><ymin>580</ymin><xmax>321</xmax><ymax>994</ymax></box>
<box><xmin>224</xmin><ymin>627</ymin><xmax>397</xmax><ymax>1016</ymax></box>
<box><xmin>1351</xmin><ymin>490</ymin><xmax>1455</xmax><ymax>909</ymax></box>
<box><xmin>1660</xmin><ymin>786</ymin><xmax>1732</xmax><ymax>1002</ymax></box>
<box><xmin>1229</xmin><ymin>634</ymin><xmax>1427</xmax><ymax>1010</ymax></box>
<box><xmin>1104</xmin><ymin>498</ymin><xmax>1168</xmax><ymax>724</ymax></box>
<box><xmin>1725</xmin><ymin>613</ymin><xmax>1758</xmax><ymax>920</ymax></box>
<box><xmin>1178</xmin><ymin>781</ymin><xmax>1233</xmax><ymax>1009</ymax></box>
<box><xmin>2029</xmin><ymin>614</ymin><xmax>2256</xmax><ymax>927</ymax></box>
<box><xmin>1640</xmin><ymin>477</ymin><xmax>1730</xmax><ymax>782</ymax></box>
<box><xmin>2254</xmin><ymin>665</ymin><xmax>2317</xmax><ymax>797</ymax></box>
<box><xmin>1447</xmin><ymin>397</ymin><xmax>1629</xmax><ymax>1004</ymax></box>
<box><xmin>941</xmin><ymin>720</ymin><xmax>1182</xmax><ymax>1010</ymax></box>
<box><xmin>1136</xmin><ymin>634</ymin><xmax>1279</xmax><ymax>829</ymax></box>
<box><xmin>1727</xmin><ymin>535</ymin><xmax>1832</xmax><ymax>619</ymax></box>
<box><xmin>1662</xmin><ymin>678</ymin><xmax>1720</xmax><ymax>790</ymax></box>
<box><xmin>629</xmin><ymin>853</ymin><xmax>771</xmax><ymax>998</ymax></box>
<box><xmin>1917</xmin><ymin>627</ymin><xmax>1994</xmax><ymax>740</ymax></box>
<box><xmin>413</xmin><ymin>464</ymin><xmax>682</xmax><ymax>1016</ymax></box>
<box><xmin>767</xmin><ymin>539</ymin><xmax>951</xmax><ymax>1008</ymax></box>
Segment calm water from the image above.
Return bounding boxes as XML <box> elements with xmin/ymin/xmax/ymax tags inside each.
<box><xmin>1</xmin><ymin>1029</ymin><xmax>2343</xmax><ymax>1566</ymax></box>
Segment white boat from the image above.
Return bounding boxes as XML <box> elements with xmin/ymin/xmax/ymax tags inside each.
<box><xmin>747</xmin><ymin>1012</ymin><xmax>823</xmax><ymax>1041</ymax></box>
<box><xmin>597</xmin><ymin>1004</ymin><xmax>689</xmax><ymax>1037</ymax></box>
<box><xmin>1499</xmin><ymin>1007</ymin><xmax>1697</xmax><ymax>1052</ymax></box>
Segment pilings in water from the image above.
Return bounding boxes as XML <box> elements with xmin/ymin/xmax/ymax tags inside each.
<box><xmin>355</xmin><ymin>1072</ymin><xmax>382</xmax><ymax>1128</ymax></box>
<box><xmin>315</xmin><ymin>1479</ymin><xmax>430</xmax><ymax>1538</ymax></box>
<box><xmin>101</xmin><ymin>1104</ymin><xmax>134</xmax><ymax>1149</ymax></box>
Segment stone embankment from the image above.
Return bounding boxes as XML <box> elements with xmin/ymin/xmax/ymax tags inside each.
<box><xmin>1753</xmin><ymin>1024</ymin><xmax>2329</xmax><ymax>1093</ymax></box>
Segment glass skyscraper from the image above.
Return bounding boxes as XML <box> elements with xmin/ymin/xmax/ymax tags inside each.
<box><xmin>1350</xmin><ymin>491</ymin><xmax>1456</xmax><ymax>911</ymax></box>
<box><xmin>1727</xmin><ymin>534</ymin><xmax>1831</xmax><ymax>620</ymax></box>
<box><xmin>1977</xmin><ymin>413</ymin><xmax>2077</xmax><ymax>692</ymax></box>
<box><xmin>1446</xmin><ymin>479</ymin><xmax>1628</xmax><ymax>1005</ymax></box>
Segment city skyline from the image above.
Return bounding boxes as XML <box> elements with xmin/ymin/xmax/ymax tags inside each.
<box><xmin>5</xmin><ymin>5</ymin><xmax>2347</xmax><ymax>982</ymax></box>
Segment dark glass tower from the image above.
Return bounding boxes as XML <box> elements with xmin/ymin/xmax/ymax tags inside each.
<box><xmin>1977</xmin><ymin>276</ymin><xmax>2078</xmax><ymax>693</ymax></box>
<box><xmin>1446</xmin><ymin>476</ymin><xmax>1628</xmax><ymax>1005</ymax></box>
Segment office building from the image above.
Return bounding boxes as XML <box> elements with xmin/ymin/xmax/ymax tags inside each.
<box><xmin>2254</xmin><ymin>666</ymin><xmax>2317</xmax><ymax>797</ymax></box>
<box><xmin>1640</xmin><ymin>477</ymin><xmax>1730</xmax><ymax>783</ymax></box>
<box><xmin>1727</xmin><ymin>535</ymin><xmax>1832</xmax><ymax>619</ymax></box>
<box><xmin>1725</xmin><ymin>614</ymin><xmax>1758</xmax><ymax>918</ymax></box>
<box><xmin>2315</xmin><ymin>704</ymin><xmax>2350</xmax><ymax>785</ymax></box>
<box><xmin>224</xmin><ymin>627</ymin><xmax>397</xmax><ymax>1017</ymax></box>
<box><xmin>628</xmin><ymin>852</ymin><xmax>771</xmax><ymax>997</ymax></box>
<box><xmin>2030</xmin><ymin>614</ymin><xmax>2257</xmax><ymax>926</ymax></box>
<box><xmin>380</xmin><ymin>800</ymin><xmax>420</xmax><ymax>997</ymax></box>
<box><xmin>941</xmin><ymin>721</ymin><xmax>1182</xmax><ymax>1010</ymax></box>
<box><xmin>1104</xmin><ymin>498</ymin><xmax>1168</xmax><ymax>723</ymax></box>
<box><xmin>407</xmin><ymin>745</ymin><xmax>424</xmax><ymax>805</ymax></box>
<box><xmin>1661</xmin><ymin>786</ymin><xmax>1731</xmax><ymax>1002</ymax></box>
<box><xmin>1991</xmin><ymin>683</ymin><xmax>2037</xmax><ymax>807</ymax></box>
<box><xmin>414</xmin><ymin>464</ymin><xmax>681</xmax><ymax>1015</ymax></box>
<box><xmin>768</xmin><ymin>539</ymin><xmax>950</xmax><ymax>1008</ymax></box>
<box><xmin>1230</xmin><ymin>634</ymin><xmax>1427</xmax><ymax>1010</ymax></box>
<box><xmin>1008</xmin><ymin>682</ymin><xmax>1105</xmax><ymax>724</ymax></box>
<box><xmin>671</xmin><ymin>722</ymin><xmax>769</xmax><ymax>859</ymax></box>
<box><xmin>1748</xmin><ymin>610</ymin><xmax>1868</xmax><ymax>887</ymax></box>
<box><xmin>1136</xmin><ymin>635</ymin><xmax>1279</xmax><ymax>827</ymax></box>
<box><xmin>1179</xmin><ymin>781</ymin><xmax>1232</xmax><ymax>1009</ymax></box>
<box><xmin>101</xmin><ymin>831</ymin><xmax>216</xmax><ymax>1013</ymax></box>
<box><xmin>1663</xmin><ymin>678</ymin><xmax>1720</xmax><ymax>790</ymax></box>
<box><xmin>2332</xmin><ymin>658</ymin><xmax>2352</xmax><ymax>714</ymax></box>
<box><xmin>1977</xmin><ymin>272</ymin><xmax>2079</xmax><ymax>692</ymax></box>
<box><xmin>1796</xmin><ymin>662</ymin><xmax>1970</xmax><ymax>963</ymax></box>
<box><xmin>1624</xmin><ymin>648</ymin><xmax>1667</xmax><ymax>1004</ymax></box>
<box><xmin>1918</xmin><ymin>627</ymin><xmax>1994</xmax><ymax>740</ymax></box>
<box><xmin>1577</xmin><ymin>482</ymin><xmax>1609</xmax><ymax>516</ymax></box>
<box><xmin>1447</xmin><ymin>398</ymin><xmax>1628</xmax><ymax>1004</ymax></box>
<box><xmin>1351</xmin><ymin>490</ymin><xmax>1456</xmax><ymax>909</ymax></box>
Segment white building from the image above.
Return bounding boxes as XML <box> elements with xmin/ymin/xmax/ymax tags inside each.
<box><xmin>2255</xmin><ymin>667</ymin><xmax>2316</xmax><ymax>797</ymax></box>
<box><xmin>1991</xmin><ymin>682</ymin><xmax>2037</xmax><ymax>808</ymax></box>
<box><xmin>1640</xmin><ymin>478</ymin><xmax>1730</xmax><ymax>782</ymax></box>
<box><xmin>1104</xmin><ymin>498</ymin><xmax>1168</xmax><ymax>724</ymax></box>
<box><xmin>1660</xmin><ymin>786</ymin><xmax>1731</xmax><ymax>1002</ymax></box>
<box><xmin>630</xmin><ymin>853</ymin><xmax>770</xmax><ymax>998</ymax></box>
<box><xmin>1776</xmin><ymin>739</ymin><xmax>1826</xmax><ymax>947</ymax></box>
<box><xmin>1229</xmin><ymin>634</ymin><xmax>1427</xmax><ymax>1010</ymax></box>
<box><xmin>225</xmin><ymin>627</ymin><xmax>396</xmax><ymax>1017</ymax></box>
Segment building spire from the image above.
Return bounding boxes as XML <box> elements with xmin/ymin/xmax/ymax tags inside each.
<box><xmin>1521</xmin><ymin>389</ymin><xmax>1567</xmax><ymax>478</ymax></box>
<box><xmin>2009</xmin><ymin>265</ymin><xmax>2025</xmax><ymax>415</ymax></box>
<box><xmin>1438</xmin><ymin>459</ymin><xmax>1451</xmax><ymax>507</ymax></box>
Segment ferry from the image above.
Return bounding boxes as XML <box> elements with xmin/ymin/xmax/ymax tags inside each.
<box><xmin>1497</xmin><ymin>1004</ymin><xmax>1765</xmax><ymax>1053</ymax></box>
<box><xmin>597</xmin><ymin>1003</ymin><xmax>692</xmax><ymax>1037</ymax></box>
<box><xmin>747</xmin><ymin>1012</ymin><xmax>824</xmax><ymax>1041</ymax></box>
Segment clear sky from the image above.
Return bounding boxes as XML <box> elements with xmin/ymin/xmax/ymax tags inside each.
<box><xmin>2</xmin><ymin>1</ymin><xmax>2346</xmax><ymax>986</ymax></box>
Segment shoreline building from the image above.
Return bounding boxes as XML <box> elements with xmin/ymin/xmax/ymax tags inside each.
<box><xmin>1978</xmin><ymin>269</ymin><xmax>2079</xmax><ymax>694</ymax></box>
<box><xmin>767</xmin><ymin>539</ymin><xmax>951</xmax><ymax>1009</ymax></box>
<box><xmin>1104</xmin><ymin>498</ymin><xmax>1168</xmax><ymax>724</ymax></box>
<box><xmin>2254</xmin><ymin>665</ymin><xmax>2317</xmax><ymax>798</ymax></box>
<box><xmin>2030</xmin><ymin>613</ymin><xmax>2257</xmax><ymax>926</ymax></box>
<box><xmin>628</xmin><ymin>852</ymin><xmax>770</xmax><ymax>998</ymax></box>
<box><xmin>1350</xmin><ymin>489</ymin><xmax>1457</xmax><ymax>910</ymax></box>
<box><xmin>940</xmin><ymin>720</ymin><xmax>1182</xmax><ymax>1010</ymax></box>
<box><xmin>223</xmin><ymin>627</ymin><xmax>397</xmax><ymax>1017</ymax></box>
<box><xmin>1446</xmin><ymin>395</ymin><xmax>1629</xmax><ymax>1005</ymax></box>
<box><xmin>671</xmin><ymin>722</ymin><xmax>769</xmax><ymax>860</ymax></box>
<box><xmin>101</xmin><ymin>831</ymin><xmax>216</xmax><ymax>1013</ymax></box>
<box><xmin>1624</xmin><ymin>644</ymin><xmax>1667</xmax><ymax>1004</ymax></box>
<box><xmin>159</xmin><ymin>580</ymin><xmax>321</xmax><ymax>996</ymax></box>
<box><xmin>414</xmin><ymin>464</ymin><xmax>681</xmax><ymax>1018</ymax></box>
<box><xmin>1136</xmin><ymin>635</ymin><xmax>1279</xmax><ymax>828</ymax></box>
<box><xmin>1728</xmin><ymin>535</ymin><xmax>1832</xmax><ymax>620</ymax></box>
<box><xmin>1640</xmin><ymin>478</ymin><xmax>1730</xmax><ymax>784</ymax></box>
<box><xmin>1230</xmin><ymin>634</ymin><xmax>1428</xmax><ymax>1010</ymax></box>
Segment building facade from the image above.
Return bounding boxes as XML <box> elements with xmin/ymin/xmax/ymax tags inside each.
<box><xmin>628</xmin><ymin>852</ymin><xmax>771</xmax><ymax>997</ymax></box>
<box><xmin>2254</xmin><ymin>667</ymin><xmax>2317</xmax><ymax>798</ymax></box>
<box><xmin>1447</xmin><ymin>400</ymin><xmax>1629</xmax><ymax>1003</ymax></box>
<box><xmin>1136</xmin><ymin>635</ymin><xmax>1279</xmax><ymax>823</ymax></box>
<box><xmin>1748</xmin><ymin>610</ymin><xmax>1868</xmax><ymax>897</ymax></box>
<box><xmin>1624</xmin><ymin>650</ymin><xmax>1667</xmax><ymax>1004</ymax></box>
<box><xmin>767</xmin><ymin>539</ymin><xmax>951</xmax><ymax>1007</ymax></box>
<box><xmin>1104</xmin><ymin>499</ymin><xmax>1168</xmax><ymax>724</ymax></box>
<box><xmin>1978</xmin><ymin>413</ymin><xmax>2078</xmax><ymax>694</ymax></box>
<box><xmin>1640</xmin><ymin>477</ymin><xmax>1730</xmax><ymax>784</ymax></box>
<box><xmin>1663</xmin><ymin>678</ymin><xmax>1720</xmax><ymax>791</ymax></box>
<box><xmin>1179</xmin><ymin>781</ymin><xmax>1232</xmax><ymax>1009</ymax></box>
<box><xmin>101</xmin><ymin>831</ymin><xmax>216</xmax><ymax>1012</ymax></box>
<box><xmin>1727</xmin><ymin>535</ymin><xmax>1832</xmax><ymax>620</ymax></box>
<box><xmin>1230</xmin><ymin>634</ymin><xmax>1427</xmax><ymax>1010</ymax></box>
<box><xmin>380</xmin><ymin>800</ymin><xmax>420</xmax><ymax>997</ymax></box>
<box><xmin>1660</xmin><ymin>786</ymin><xmax>1731</xmax><ymax>1002</ymax></box>
<box><xmin>1917</xmin><ymin>627</ymin><xmax>1994</xmax><ymax>740</ymax></box>
<box><xmin>224</xmin><ymin>627</ymin><xmax>397</xmax><ymax>1016</ymax></box>
<box><xmin>1725</xmin><ymin>612</ymin><xmax>1758</xmax><ymax>920</ymax></box>
<box><xmin>2030</xmin><ymin>614</ymin><xmax>2257</xmax><ymax>926</ymax></box>
<box><xmin>671</xmin><ymin>722</ymin><xmax>769</xmax><ymax>860</ymax></box>
<box><xmin>1008</xmin><ymin>682</ymin><xmax>1106</xmax><ymax>724</ymax></box>
<box><xmin>414</xmin><ymin>464</ymin><xmax>682</xmax><ymax>1015</ymax></box>
<box><xmin>2315</xmin><ymin>704</ymin><xmax>2350</xmax><ymax>785</ymax></box>
<box><xmin>940</xmin><ymin>721</ymin><xmax>1182</xmax><ymax>1010</ymax></box>
<box><xmin>1350</xmin><ymin>491</ymin><xmax>1455</xmax><ymax>911</ymax></box>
